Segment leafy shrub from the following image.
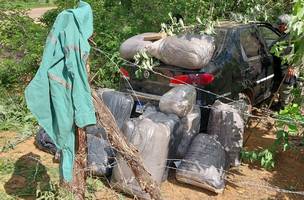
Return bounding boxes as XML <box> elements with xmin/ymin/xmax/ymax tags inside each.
<box><xmin>0</xmin><ymin>10</ymin><xmax>48</xmax><ymax>90</ymax></box>
<box><xmin>0</xmin><ymin>88</ymin><xmax>38</xmax><ymax>152</ymax></box>
<box><xmin>242</xmin><ymin>103</ymin><xmax>304</xmax><ymax>169</ymax></box>
<box><xmin>40</xmin><ymin>8</ymin><xmax>60</xmax><ymax>27</ymax></box>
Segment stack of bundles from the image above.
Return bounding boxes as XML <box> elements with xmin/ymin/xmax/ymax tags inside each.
<box><xmin>176</xmin><ymin>134</ymin><xmax>228</xmax><ymax>194</ymax></box>
<box><xmin>159</xmin><ymin>85</ymin><xmax>201</xmax><ymax>159</ymax></box>
<box><xmin>86</xmin><ymin>125</ymin><xmax>115</xmax><ymax>176</ymax></box>
<box><xmin>141</xmin><ymin>109</ymin><xmax>182</xmax><ymax>182</ymax></box>
<box><xmin>207</xmin><ymin>100</ymin><xmax>245</xmax><ymax>167</ymax></box>
<box><xmin>120</xmin><ymin>33</ymin><xmax>215</xmax><ymax>69</ymax></box>
<box><xmin>97</xmin><ymin>88</ymin><xmax>134</xmax><ymax>129</ymax></box>
<box><xmin>229</xmin><ymin>95</ymin><xmax>251</xmax><ymax>123</ymax></box>
<box><xmin>143</xmin><ymin>110</ymin><xmax>181</xmax><ymax>159</ymax></box>
<box><xmin>111</xmin><ymin>110</ymin><xmax>179</xmax><ymax>199</ymax></box>
<box><xmin>159</xmin><ymin>85</ymin><xmax>197</xmax><ymax>118</ymax></box>
<box><xmin>86</xmin><ymin>89</ymin><xmax>134</xmax><ymax>176</ymax></box>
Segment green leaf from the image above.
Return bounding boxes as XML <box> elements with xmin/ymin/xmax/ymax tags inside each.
<box><xmin>283</xmin><ymin>143</ymin><xmax>290</xmax><ymax>151</ymax></box>
<box><xmin>261</xmin><ymin>157</ymin><xmax>265</xmax><ymax>167</ymax></box>
<box><xmin>288</xmin><ymin>124</ymin><xmax>298</xmax><ymax>134</ymax></box>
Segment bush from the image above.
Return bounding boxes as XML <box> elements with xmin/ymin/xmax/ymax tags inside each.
<box><xmin>40</xmin><ymin>8</ymin><xmax>60</xmax><ymax>27</ymax></box>
<box><xmin>0</xmin><ymin>10</ymin><xmax>47</xmax><ymax>90</ymax></box>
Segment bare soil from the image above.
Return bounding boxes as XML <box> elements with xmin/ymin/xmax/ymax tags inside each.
<box><xmin>0</xmin><ymin>131</ymin><xmax>18</xmax><ymax>148</ymax></box>
<box><xmin>1</xmin><ymin>118</ymin><xmax>303</xmax><ymax>200</ymax></box>
<box><xmin>26</xmin><ymin>7</ymin><xmax>56</xmax><ymax>21</ymax></box>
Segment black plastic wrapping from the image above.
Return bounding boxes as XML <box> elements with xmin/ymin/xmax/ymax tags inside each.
<box><xmin>176</xmin><ymin>134</ymin><xmax>227</xmax><ymax>193</ymax></box>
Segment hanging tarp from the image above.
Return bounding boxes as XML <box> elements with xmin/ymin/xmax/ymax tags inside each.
<box><xmin>25</xmin><ymin>1</ymin><xmax>95</xmax><ymax>181</ymax></box>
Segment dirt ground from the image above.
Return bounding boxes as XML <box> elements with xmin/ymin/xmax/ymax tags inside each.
<box><xmin>1</xmin><ymin>118</ymin><xmax>304</xmax><ymax>200</ymax></box>
<box><xmin>26</xmin><ymin>7</ymin><xmax>56</xmax><ymax>21</ymax></box>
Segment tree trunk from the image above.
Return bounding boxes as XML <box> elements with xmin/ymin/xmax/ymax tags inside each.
<box><xmin>91</xmin><ymin>90</ymin><xmax>163</xmax><ymax>200</ymax></box>
<box><xmin>69</xmin><ymin>61</ymin><xmax>92</xmax><ymax>200</ymax></box>
<box><xmin>60</xmin><ymin>128</ymin><xmax>87</xmax><ymax>200</ymax></box>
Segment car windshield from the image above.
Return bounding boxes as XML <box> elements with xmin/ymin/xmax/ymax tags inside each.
<box><xmin>212</xmin><ymin>29</ymin><xmax>227</xmax><ymax>58</ymax></box>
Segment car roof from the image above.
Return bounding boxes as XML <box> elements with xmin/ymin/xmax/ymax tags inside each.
<box><xmin>215</xmin><ymin>21</ymin><xmax>244</xmax><ymax>28</ymax></box>
<box><xmin>215</xmin><ymin>21</ymin><xmax>274</xmax><ymax>29</ymax></box>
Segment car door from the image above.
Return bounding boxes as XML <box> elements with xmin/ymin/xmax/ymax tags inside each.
<box><xmin>257</xmin><ymin>24</ymin><xmax>282</xmax><ymax>92</ymax></box>
<box><xmin>239</xmin><ymin>26</ymin><xmax>272</xmax><ymax>104</ymax></box>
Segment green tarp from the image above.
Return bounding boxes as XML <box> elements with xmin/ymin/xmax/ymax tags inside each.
<box><xmin>25</xmin><ymin>1</ymin><xmax>96</xmax><ymax>181</ymax></box>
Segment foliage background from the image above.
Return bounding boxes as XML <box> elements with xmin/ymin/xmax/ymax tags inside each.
<box><xmin>0</xmin><ymin>0</ymin><xmax>293</xmax><ymax>90</ymax></box>
<box><xmin>47</xmin><ymin>0</ymin><xmax>291</xmax><ymax>88</ymax></box>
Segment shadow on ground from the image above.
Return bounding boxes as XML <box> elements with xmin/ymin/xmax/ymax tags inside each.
<box><xmin>4</xmin><ymin>152</ymin><xmax>51</xmax><ymax>199</ymax></box>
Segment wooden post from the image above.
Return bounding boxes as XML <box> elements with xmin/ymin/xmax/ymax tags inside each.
<box><xmin>71</xmin><ymin>128</ymin><xmax>87</xmax><ymax>200</ymax></box>
<box><xmin>69</xmin><ymin>61</ymin><xmax>92</xmax><ymax>200</ymax></box>
<box><xmin>60</xmin><ymin>128</ymin><xmax>87</xmax><ymax>200</ymax></box>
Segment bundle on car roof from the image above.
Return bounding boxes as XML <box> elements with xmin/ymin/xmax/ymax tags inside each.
<box><xmin>120</xmin><ymin>32</ymin><xmax>215</xmax><ymax>69</ymax></box>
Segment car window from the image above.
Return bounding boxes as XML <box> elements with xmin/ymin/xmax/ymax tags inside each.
<box><xmin>213</xmin><ymin>29</ymin><xmax>227</xmax><ymax>58</ymax></box>
<box><xmin>258</xmin><ymin>26</ymin><xmax>280</xmax><ymax>48</ymax></box>
<box><xmin>240</xmin><ymin>28</ymin><xmax>263</xmax><ymax>58</ymax></box>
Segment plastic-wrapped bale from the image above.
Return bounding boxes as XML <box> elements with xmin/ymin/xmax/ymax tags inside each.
<box><xmin>229</xmin><ymin>94</ymin><xmax>252</xmax><ymax>124</ymax></box>
<box><xmin>86</xmin><ymin>125</ymin><xmax>115</xmax><ymax>177</ymax></box>
<box><xmin>119</xmin><ymin>33</ymin><xmax>157</xmax><ymax>60</ymax></box>
<box><xmin>159</xmin><ymin>85</ymin><xmax>197</xmax><ymax>118</ymax></box>
<box><xmin>143</xmin><ymin>111</ymin><xmax>181</xmax><ymax>182</ymax></box>
<box><xmin>176</xmin><ymin>105</ymin><xmax>201</xmax><ymax>158</ymax></box>
<box><xmin>35</xmin><ymin>125</ymin><xmax>115</xmax><ymax>177</ymax></box>
<box><xmin>87</xmin><ymin>89</ymin><xmax>133</xmax><ymax>176</ymax></box>
<box><xmin>143</xmin><ymin>111</ymin><xmax>181</xmax><ymax>155</ymax></box>
<box><xmin>147</xmin><ymin>34</ymin><xmax>215</xmax><ymax>69</ymax></box>
<box><xmin>176</xmin><ymin>134</ymin><xmax>227</xmax><ymax>194</ymax></box>
<box><xmin>207</xmin><ymin>100</ymin><xmax>244</xmax><ymax>167</ymax></box>
<box><xmin>35</xmin><ymin>127</ymin><xmax>57</xmax><ymax>155</ymax></box>
<box><xmin>111</xmin><ymin>111</ymin><xmax>176</xmax><ymax>199</ymax></box>
<box><xmin>97</xmin><ymin>88</ymin><xmax>134</xmax><ymax>129</ymax></box>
